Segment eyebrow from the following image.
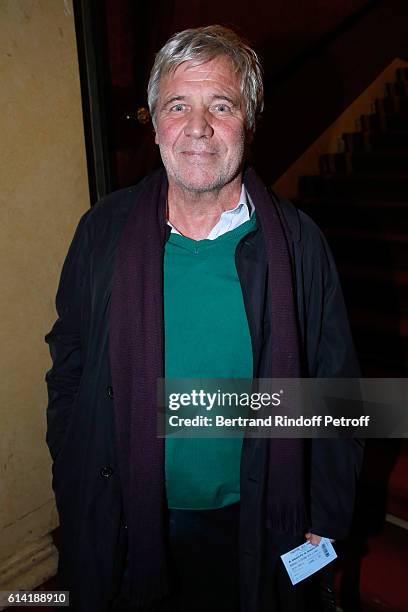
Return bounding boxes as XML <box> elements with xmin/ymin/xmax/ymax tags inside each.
<box><xmin>161</xmin><ymin>94</ymin><xmax>239</xmax><ymax>109</ymax></box>
<box><xmin>210</xmin><ymin>95</ymin><xmax>237</xmax><ymax>105</ymax></box>
<box><xmin>161</xmin><ymin>96</ymin><xmax>186</xmax><ymax>108</ymax></box>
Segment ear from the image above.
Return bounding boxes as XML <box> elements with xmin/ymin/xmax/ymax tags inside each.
<box><xmin>154</xmin><ymin>131</ymin><xmax>159</xmax><ymax>145</ymax></box>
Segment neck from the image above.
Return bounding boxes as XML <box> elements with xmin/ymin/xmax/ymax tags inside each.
<box><xmin>167</xmin><ymin>175</ymin><xmax>243</xmax><ymax>240</ymax></box>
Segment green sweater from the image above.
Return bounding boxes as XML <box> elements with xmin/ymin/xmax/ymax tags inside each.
<box><xmin>164</xmin><ymin>215</ymin><xmax>256</xmax><ymax>509</ymax></box>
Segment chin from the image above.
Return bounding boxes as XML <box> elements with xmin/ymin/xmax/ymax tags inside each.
<box><xmin>171</xmin><ymin>164</ymin><xmax>241</xmax><ymax>194</ymax></box>
<box><xmin>175</xmin><ymin>175</ymin><xmax>226</xmax><ymax>193</ymax></box>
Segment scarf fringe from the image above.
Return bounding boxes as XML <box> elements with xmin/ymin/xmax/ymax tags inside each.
<box><xmin>266</xmin><ymin>502</ymin><xmax>308</xmax><ymax>533</ymax></box>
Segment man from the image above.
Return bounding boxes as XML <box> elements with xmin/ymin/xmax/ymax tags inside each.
<box><xmin>45</xmin><ymin>25</ymin><xmax>363</xmax><ymax>612</ymax></box>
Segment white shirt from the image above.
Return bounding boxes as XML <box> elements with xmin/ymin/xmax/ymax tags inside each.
<box><xmin>168</xmin><ymin>184</ymin><xmax>254</xmax><ymax>240</ymax></box>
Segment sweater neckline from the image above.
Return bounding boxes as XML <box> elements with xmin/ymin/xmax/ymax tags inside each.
<box><xmin>166</xmin><ymin>213</ymin><xmax>257</xmax><ymax>253</ymax></box>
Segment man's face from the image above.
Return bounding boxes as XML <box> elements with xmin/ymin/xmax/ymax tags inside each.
<box><xmin>154</xmin><ymin>55</ymin><xmax>249</xmax><ymax>194</ymax></box>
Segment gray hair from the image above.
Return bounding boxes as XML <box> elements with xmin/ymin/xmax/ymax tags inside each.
<box><xmin>147</xmin><ymin>25</ymin><xmax>264</xmax><ymax>130</ymax></box>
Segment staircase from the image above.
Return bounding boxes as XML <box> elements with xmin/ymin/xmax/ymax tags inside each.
<box><xmin>297</xmin><ymin>67</ymin><xmax>408</xmax><ymax>612</ymax></box>
<box><xmin>298</xmin><ymin>67</ymin><xmax>408</xmax><ymax>377</ymax></box>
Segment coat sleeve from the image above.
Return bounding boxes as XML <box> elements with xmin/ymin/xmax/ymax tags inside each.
<box><xmin>45</xmin><ymin>211</ymin><xmax>91</xmax><ymax>461</ymax></box>
<box><xmin>298</xmin><ymin>212</ymin><xmax>364</xmax><ymax>540</ymax></box>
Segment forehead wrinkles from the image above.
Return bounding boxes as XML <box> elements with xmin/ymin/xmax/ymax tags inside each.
<box><xmin>167</xmin><ymin>55</ymin><xmax>241</xmax><ymax>79</ymax></box>
<box><xmin>162</xmin><ymin>57</ymin><xmax>242</xmax><ymax>91</ymax></box>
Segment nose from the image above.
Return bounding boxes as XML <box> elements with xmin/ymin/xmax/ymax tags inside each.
<box><xmin>184</xmin><ymin>108</ymin><xmax>214</xmax><ymax>139</ymax></box>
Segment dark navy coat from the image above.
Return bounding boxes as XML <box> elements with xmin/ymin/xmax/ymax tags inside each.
<box><xmin>45</xmin><ymin>172</ymin><xmax>363</xmax><ymax>611</ymax></box>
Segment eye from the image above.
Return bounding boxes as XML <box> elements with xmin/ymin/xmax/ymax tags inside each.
<box><xmin>170</xmin><ymin>103</ymin><xmax>186</xmax><ymax>112</ymax></box>
<box><xmin>213</xmin><ymin>103</ymin><xmax>232</xmax><ymax>113</ymax></box>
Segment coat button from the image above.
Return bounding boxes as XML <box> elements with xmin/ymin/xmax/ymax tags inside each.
<box><xmin>107</xmin><ymin>385</ymin><xmax>114</xmax><ymax>398</ymax></box>
<box><xmin>100</xmin><ymin>465</ymin><xmax>114</xmax><ymax>478</ymax></box>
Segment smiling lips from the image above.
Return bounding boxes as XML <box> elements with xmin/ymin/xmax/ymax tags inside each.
<box><xmin>179</xmin><ymin>150</ymin><xmax>218</xmax><ymax>156</ymax></box>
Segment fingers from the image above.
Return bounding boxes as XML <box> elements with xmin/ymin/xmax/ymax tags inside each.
<box><xmin>305</xmin><ymin>532</ymin><xmax>321</xmax><ymax>545</ymax></box>
<box><xmin>305</xmin><ymin>532</ymin><xmax>336</xmax><ymax>545</ymax></box>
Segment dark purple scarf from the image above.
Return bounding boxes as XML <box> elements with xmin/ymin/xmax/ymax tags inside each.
<box><xmin>109</xmin><ymin>167</ymin><xmax>305</xmax><ymax>607</ymax></box>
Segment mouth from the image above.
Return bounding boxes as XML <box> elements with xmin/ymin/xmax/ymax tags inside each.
<box><xmin>179</xmin><ymin>150</ymin><xmax>217</xmax><ymax>157</ymax></box>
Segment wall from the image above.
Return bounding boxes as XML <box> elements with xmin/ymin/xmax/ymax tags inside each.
<box><xmin>0</xmin><ymin>0</ymin><xmax>89</xmax><ymax>593</ymax></box>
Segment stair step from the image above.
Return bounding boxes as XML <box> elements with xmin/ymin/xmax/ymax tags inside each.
<box><xmin>376</xmin><ymin>95</ymin><xmax>408</xmax><ymax>116</ymax></box>
<box><xmin>299</xmin><ymin>173</ymin><xmax>408</xmax><ymax>200</ymax></box>
<box><xmin>359</xmin><ymin>361</ymin><xmax>408</xmax><ymax>376</ymax></box>
<box><xmin>341</xmin><ymin>279</ymin><xmax>408</xmax><ymax>312</ymax></box>
<box><xmin>386</xmin><ymin>78</ymin><xmax>408</xmax><ymax>98</ymax></box>
<box><xmin>324</xmin><ymin>227</ymin><xmax>408</xmax><ymax>243</ymax></box>
<box><xmin>359</xmin><ymin>357</ymin><xmax>408</xmax><ymax>377</ymax></box>
<box><xmin>360</xmin><ymin>112</ymin><xmax>408</xmax><ymax>132</ymax></box>
<box><xmin>337</xmin><ymin>263</ymin><xmax>408</xmax><ymax>286</ymax></box>
<box><xmin>352</xmin><ymin>329</ymin><xmax>408</xmax><ymax>373</ymax></box>
<box><xmin>349</xmin><ymin>309</ymin><xmax>408</xmax><ymax>338</ymax></box>
<box><xmin>343</xmin><ymin>130</ymin><xmax>408</xmax><ymax>153</ymax></box>
<box><xmin>300</xmin><ymin>198</ymin><xmax>408</xmax><ymax>232</ymax></box>
<box><xmin>323</xmin><ymin>228</ymin><xmax>408</xmax><ymax>270</ymax></box>
<box><xmin>320</xmin><ymin>151</ymin><xmax>408</xmax><ymax>174</ymax></box>
<box><xmin>395</xmin><ymin>67</ymin><xmax>408</xmax><ymax>82</ymax></box>
<box><xmin>336</xmin><ymin>262</ymin><xmax>408</xmax><ymax>317</ymax></box>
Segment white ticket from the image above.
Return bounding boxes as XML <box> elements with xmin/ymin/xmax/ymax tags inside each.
<box><xmin>280</xmin><ymin>538</ymin><xmax>337</xmax><ymax>585</ymax></box>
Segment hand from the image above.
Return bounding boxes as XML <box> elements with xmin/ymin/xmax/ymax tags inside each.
<box><xmin>305</xmin><ymin>532</ymin><xmax>335</xmax><ymax>546</ymax></box>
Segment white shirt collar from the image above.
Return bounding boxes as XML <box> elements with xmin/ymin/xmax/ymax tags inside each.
<box><xmin>168</xmin><ymin>184</ymin><xmax>254</xmax><ymax>240</ymax></box>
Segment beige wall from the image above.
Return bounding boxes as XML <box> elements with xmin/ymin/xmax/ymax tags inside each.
<box><xmin>0</xmin><ymin>0</ymin><xmax>89</xmax><ymax>592</ymax></box>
